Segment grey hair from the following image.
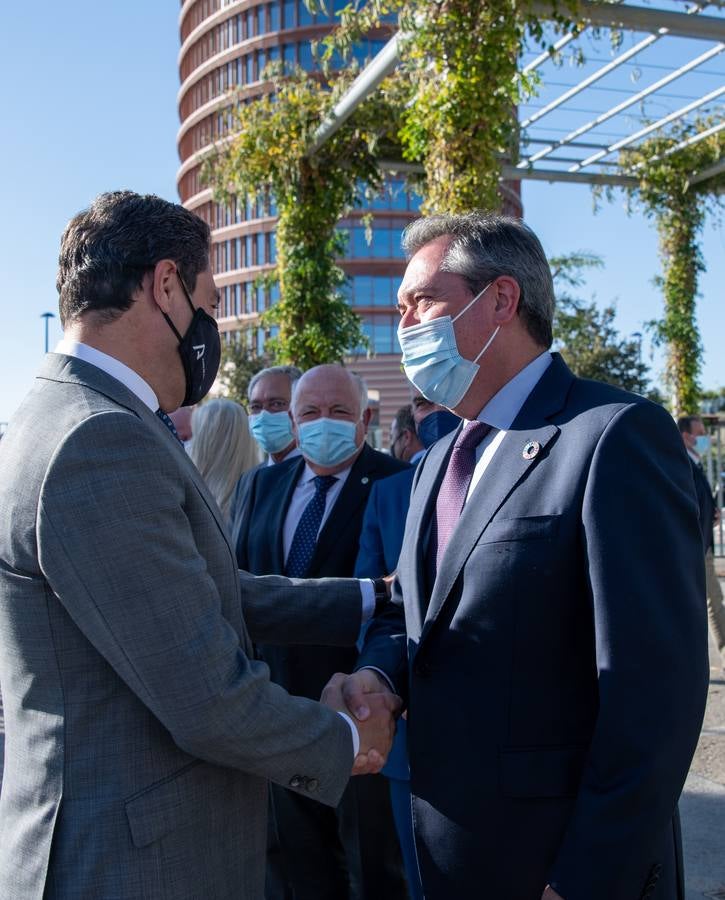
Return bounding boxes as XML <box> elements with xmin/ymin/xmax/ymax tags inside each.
<box><xmin>401</xmin><ymin>212</ymin><xmax>555</xmax><ymax>348</ymax></box>
<box><xmin>188</xmin><ymin>399</ymin><xmax>262</xmax><ymax>522</ymax></box>
<box><xmin>291</xmin><ymin>365</ymin><xmax>369</xmax><ymax>418</ymax></box>
<box><xmin>247</xmin><ymin>365</ymin><xmax>303</xmax><ymax>400</ymax></box>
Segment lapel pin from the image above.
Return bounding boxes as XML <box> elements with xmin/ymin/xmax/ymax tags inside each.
<box><xmin>522</xmin><ymin>440</ymin><xmax>540</xmax><ymax>460</ymax></box>
<box><xmin>361</xmin><ymin>476</ymin><xmax>369</xmax><ymax>485</ymax></box>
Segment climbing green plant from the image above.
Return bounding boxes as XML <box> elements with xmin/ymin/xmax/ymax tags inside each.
<box><xmin>202</xmin><ymin>66</ymin><xmax>401</xmax><ymax>369</ymax></box>
<box><xmin>620</xmin><ymin>118</ymin><xmax>724</xmax><ymax>416</ymax></box>
<box><xmin>317</xmin><ymin>0</ymin><xmax>581</xmax><ymax>213</ymax></box>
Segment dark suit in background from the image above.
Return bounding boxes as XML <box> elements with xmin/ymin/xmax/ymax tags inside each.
<box><xmin>355</xmin><ymin>466</ymin><xmax>423</xmax><ymax>900</ymax></box>
<box><xmin>237</xmin><ymin>443</ymin><xmax>408</xmax><ymax>899</ymax></box>
<box><xmin>688</xmin><ymin>455</ymin><xmax>725</xmax><ymax>666</ymax></box>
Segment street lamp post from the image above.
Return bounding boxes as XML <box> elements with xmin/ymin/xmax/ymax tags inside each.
<box><xmin>40</xmin><ymin>312</ymin><xmax>55</xmax><ymax>354</ymax></box>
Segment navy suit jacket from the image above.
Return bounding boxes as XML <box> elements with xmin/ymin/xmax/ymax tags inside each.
<box><xmin>236</xmin><ymin>443</ymin><xmax>407</xmax><ymax>702</ymax></box>
<box><xmin>354</xmin><ymin>467</ymin><xmax>417</xmax><ymax>579</ymax></box>
<box><xmin>358</xmin><ymin>354</ymin><xmax>708</xmax><ymax>900</ymax></box>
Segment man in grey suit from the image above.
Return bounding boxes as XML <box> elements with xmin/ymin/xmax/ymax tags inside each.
<box><xmin>339</xmin><ymin>213</ymin><xmax>708</xmax><ymax>900</ymax></box>
<box><xmin>0</xmin><ymin>191</ymin><xmax>398</xmax><ymax>899</ymax></box>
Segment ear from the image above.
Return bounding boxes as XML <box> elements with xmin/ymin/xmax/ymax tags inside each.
<box><xmin>151</xmin><ymin>259</ymin><xmax>179</xmax><ymax>315</ymax></box>
<box><xmin>490</xmin><ymin>276</ymin><xmax>520</xmax><ymax>326</ymax></box>
<box><xmin>362</xmin><ymin>407</ymin><xmax>372</xmax><ymax>431</ymax></box>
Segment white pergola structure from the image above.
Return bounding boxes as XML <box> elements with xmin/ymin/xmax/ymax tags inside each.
<box><xmin>309</xmin><ymin>0</ymin><xmax>725</xmax><ymax>191</ymax></box>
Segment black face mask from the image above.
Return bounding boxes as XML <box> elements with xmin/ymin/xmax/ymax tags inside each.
<box><xmin>163</xmin><ymin>275</ymin><xmax>221</xmax><ymax>406</ymax></box>
<box><xmin>417</xmin><ymin>409</ymin><xmax>461</xmax><ymax>448</ymax></box>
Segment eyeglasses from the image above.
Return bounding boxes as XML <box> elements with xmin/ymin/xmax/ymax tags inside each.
<box><xmin>247</xmin><ymin>399</ymin><xmax>290</xmax><ymax>414</ymax></box>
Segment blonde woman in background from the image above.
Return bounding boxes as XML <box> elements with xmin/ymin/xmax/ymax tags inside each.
<box><xmin>188</xmin><ymin>398</ymin><xmax>262</xmax><ymax>524</ymax></box>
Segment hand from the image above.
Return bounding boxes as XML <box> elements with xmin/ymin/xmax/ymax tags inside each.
<box><xmin>321</xmin><ymin>672</ymin><xmax>401</xmax><ymax>775</ymax></box>
<box><xmin>542</xmin><ymin>887</ymin><xmax>564</xmax><ymax>900</ymax></box>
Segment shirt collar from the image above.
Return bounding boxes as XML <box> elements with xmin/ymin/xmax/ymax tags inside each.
<box><xmin>267</xmin><ymin>446</ymin><xmax>302</xmax><ymax>466</ymax></box>
<box><xmin>686</xmin><ymin>447</ymin><xmax>700</xmax><ymax>465</ymax></box>
<box><xmin>471</xmin><ymin>351</ymin><xmax>552</xmax><ymax>431</ymax></box>
<box><xmin>55</xmin><ymin>339</ymin><xmax>158</xmax><ymax>411</ymax></box>
<box><xmin>299</xmin><ymin>459</ymin><xmax>355</xmax><ymax>488</ymax></box>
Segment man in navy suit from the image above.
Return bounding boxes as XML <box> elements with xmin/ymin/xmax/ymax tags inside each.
<box><xmin>237</xmin><ymin>364</ymin><xmax>408</xmax><ymax>900</ymax></box>
<box><xmin>340</xmin><ymin>213</ymin><xmax>708</xmax><ymax>900</ymax></box>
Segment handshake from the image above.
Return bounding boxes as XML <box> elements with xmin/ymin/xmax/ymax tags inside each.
<box><xmin>321</xmin><ymin>669</ymin><xmax>402</xmax><ymax>776</ymax></box>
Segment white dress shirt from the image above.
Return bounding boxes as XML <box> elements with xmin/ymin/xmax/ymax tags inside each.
<box><xmin>55</xmin><ymin>339</ymin><xmax>158</xmax><ymax>410</ymax></box>
<box><xmin>267</xmin><ymin>446</ymin><xmax>302</xmax><ymax>466</ymax></box>
<box><xmin>282</xmin><ymin>463</ymin><xmax>353</xmax><ymax>563</ymax></box>
<box><xmin>55</xmin><ymin>339</ymin><xmax>363</xmax><ymax>754</ymax></box>
<box><xmin>466</xmin><ymin>351</ymin><xmax>552</xmax><ymax>501</ymax></box>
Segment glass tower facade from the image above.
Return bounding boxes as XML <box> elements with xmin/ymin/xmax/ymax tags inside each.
<box><xmin>177</xmin><ymin>0</ymin><xmax>522</xmax><ymax>438</ymax></box>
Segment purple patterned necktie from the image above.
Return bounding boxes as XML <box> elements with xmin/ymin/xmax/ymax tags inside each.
<box><xmin>434</xmin><ymin>420</ymin><xmax>491</xmax><ymax>571</ymax></box>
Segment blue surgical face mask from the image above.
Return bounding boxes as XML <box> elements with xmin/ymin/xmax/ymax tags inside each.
<box><xmin>398</xmin><ymin>282</ymin><xmax>498</xmax><ymax>409</ymax></box>
<box><xmin>297</xmin><ymin>417</ymin><xmax>360</xmax><ymax>468</ymax></box>
<box><xmin>417</xmin><ymin>409</ymin><xmax>461</xmax><ymax>448</ymax></box>
<box><xmin>694</xmin><ymin>435</ymin><xmax>711</xmax><ymax>455</ymax></box>
<box><xmin>249</xmin><ymin>410</ymin><xmax>294</xmax><ymax>455</ymax></box>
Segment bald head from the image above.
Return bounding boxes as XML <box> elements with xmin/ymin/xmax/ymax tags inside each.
<box><xmin>290</xmin><ymin>364</ymin><xmax>371</xmax><ymax>475</ymax></box>
<box><xmin>291</xmin><ymin>365</ymin><xmax>368</xmax><ymax>420</ymax></box>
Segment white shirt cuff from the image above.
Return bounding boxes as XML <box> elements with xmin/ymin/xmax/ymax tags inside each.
<box><xmin>358</xmin><ymin>579</ymin><xmax>376</xmax><ymax>624</ymax></box>
<box><xmin>337</xmin><ymin>711</ymin><xmax>360</xmax><ymax>756</ymax></box>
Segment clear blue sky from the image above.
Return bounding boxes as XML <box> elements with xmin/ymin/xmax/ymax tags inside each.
<box><xmin>0</xmin><ymin>0</ymin><xmax>722</xmax><ymax>424</ymax></box>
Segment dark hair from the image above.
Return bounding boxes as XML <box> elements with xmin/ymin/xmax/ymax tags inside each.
<box><xmin>57</xmin><ymin>191</ymin><xmax>211</xmax><ymax>326</ymax></box>
<box><xmin>393</xmin><ymin>404</ymin><xmax>416</xmax><ymax>436</ymax></box>
<box><xmin>677</xmin><ymin>415</ymin><xmax>702</xmax><ymax>434</ymax></box>
<box><xmin>401</xmin><ymin>212</ymin><xmax>555</xmax><ymax>348</ymax></box>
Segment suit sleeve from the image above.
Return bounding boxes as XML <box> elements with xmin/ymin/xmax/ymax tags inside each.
<box><xmin>548</xmin><ymin>400</ymin><xmax>709</xmax><ymax>899</ymax></box>
<box><xmin>241</xmin><ymin>570</ymin><xmax>362</xmax><ymax>647</ymax></box>
<box><xmin>37</xmin><ymin>412</ymin><xmax>352</xmax><ymax>806</ymax></box>
<box><xmin>354</xmin><ymin>482</ymin><xmax>387</xmax><ymax>578</ymax></box>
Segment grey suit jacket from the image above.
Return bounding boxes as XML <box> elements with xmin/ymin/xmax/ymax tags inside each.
<box><xmin>0</xmin><ymin>353</ymin><xmax>361</xmax><ymax>899</ymax></box>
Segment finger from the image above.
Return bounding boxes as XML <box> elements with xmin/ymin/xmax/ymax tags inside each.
<box><xmin>342</xmin><ymin>674</ymin><xmax>375</xmax><ymax>720</ymax></box>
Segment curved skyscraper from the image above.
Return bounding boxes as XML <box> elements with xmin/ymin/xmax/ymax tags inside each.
<box><xmin>177</xmin><ymin>0</ymin><xmax>522</xmax><ymax>436</ymax></box>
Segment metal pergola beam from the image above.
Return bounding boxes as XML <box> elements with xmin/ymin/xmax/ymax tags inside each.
<box><xmin>379</xmin><ymin>158</ymin><xmax>639</xmax><ymax>186</ymax></box>
<box><xmin>308</xmin><ymin>3</ymin><xmax>725</xmax><ymax>187</ymax></box>
<box><xmin>689</xmin><ymin>155</ymin><xmax>725</xmax><ymax>184</ymax></box>
<box><xmin>308</xmin><ymin>33</ymin><xmax>403</xmax><ymax>155</ymax></box>
<box><xmin>531</xmin><ymin>0</ymin><xmax>725</xmax><ymax>42</ymax></box>
<box><xmin>520</xmin><ymin>43</ymin><xmax>724</xmax><ymax>167</ymax></box>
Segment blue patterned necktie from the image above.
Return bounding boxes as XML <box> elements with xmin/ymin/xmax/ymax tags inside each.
<box><xmin>285</xmin><ymin>475</ymin><xmax>337</xmax><ymax>578</ymax></box>
<box><xmin>156</xmin><ymin>409</ymin><xmax>183</xmax><ymax>444</ymax></box>
<box><xmin>433</xmin><ymin>420</ymin><xmax>491</xmax><ymax>571</ymax></box>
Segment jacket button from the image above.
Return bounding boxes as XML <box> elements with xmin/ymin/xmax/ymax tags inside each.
<box><xmin>415</xmin><ymin>661</ymin><xmax>430</xmax><ymax>677</ymax></box>
<box><xmin>306</xmin><ymin>778</ymin><xmax>319</xmax><ymax>792</ymax></box>
<box><xmin>289</xmin><ymin>775</ymin><xmax>303</xmax><ymax>789</ymax></box>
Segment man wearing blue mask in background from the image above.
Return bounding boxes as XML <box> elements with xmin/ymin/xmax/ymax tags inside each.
<box><xmin>338</xmin><ymin>212</ymin><xmax>708</xmax><ymax>900</ymax></box>
<box><xmin>679</xmin><ymin>414</ymin><xmax>725</xmax><ymax>673</ymax></box>
<box><xmin>230</xmin><ymin>365</ymin><xmax>302</xmax><ymax>556</ymax></box>
<box><xmin>236</xmin><ymin>363</ymin><xmax>408</xmax><ymax>900</ymax></box>
<box><xmin>412</xmin><ymin>393</ymin><xmax>461</xmax><ymax>456</ymax></box>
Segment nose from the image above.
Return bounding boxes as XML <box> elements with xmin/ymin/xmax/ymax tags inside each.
<box><xmin>400</xmin><ymin>307</ymin><xmax>419</xmax><ymax>329</ymax></box>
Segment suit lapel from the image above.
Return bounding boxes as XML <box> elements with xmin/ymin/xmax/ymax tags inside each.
<box><xmin>403</xmin><ymin>432</ymin><xmax>459</xmax><ymax>640</ymax></box>
<box><xmin>275</xmin><ymin>458</ymin><xmax>305</xmax><ymax>571</ymax></box>
<box><xmin>420</xmin><ymin>354</ymin><xmax>575</xmax><ymax>643</ymax></box>
<box><xmin>312</xmin><ymin>444</ymin><xmax>376</xmax><ymax>571</ymax></box>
